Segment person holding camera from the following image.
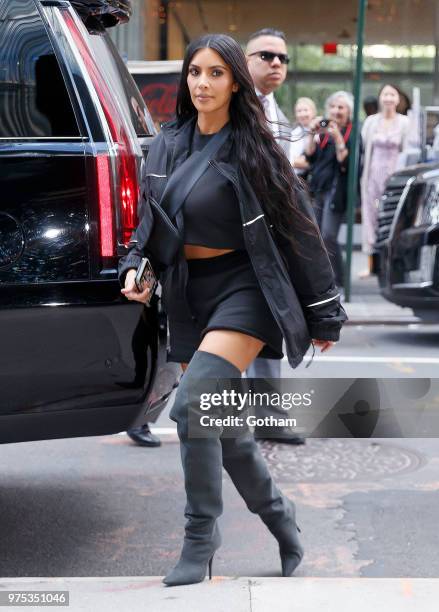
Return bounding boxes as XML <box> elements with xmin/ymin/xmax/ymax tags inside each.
<box><xmin>305</xmin><ymin>91</ymin><xmax>354</xmax><ymax>289</ymax></box>
<box><xmin>118</xmin><ymin>33</ymin><xmax>346</xmax><ymax>586</ymax></box>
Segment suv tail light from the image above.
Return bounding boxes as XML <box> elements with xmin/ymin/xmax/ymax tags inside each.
<box><xmin>119</xmin><ymin>141</ymin><xmax>138</xmax><ymax>245</ymax></box>
<box><xmin>61</xmin><ymin>10</ymin><xmax>139</xmax><ymax>258</ymax></box>
<box><xmin>95</xmin><ymin>154</ymin><xmax>114</xmax><ymax>256</ymax></box>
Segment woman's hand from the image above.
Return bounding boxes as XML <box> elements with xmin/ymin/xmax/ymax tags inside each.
<box><xmin>305</xmin><ymin>117</ymin><xmax>322</xmax><ymax>155</ymax></box>
<box><xmin>327</xmin><ymin>120</ymin><xmax>348</xmax><ymax>162</ymax></box>
<box><xmin>121</xmin><ymin>268</ymin><xmax>151</xmax><ymax>304</ymax></box>
<box><xmin>312</xmin><ymin>339</ymin><xmax>336</xmax><ymax>353</ymax></box>
<box><xmin>327</xmin><ymin>120</ymin><xmax>341</xmax><ymax>139</ymax></box>
<box><xmin>309</xmin><ymin>116</ymin><xmax>323</xmax><ymax>134</ymax></box>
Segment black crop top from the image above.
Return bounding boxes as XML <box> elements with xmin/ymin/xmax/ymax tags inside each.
<box><xmin>182</xmin><ymin>124</ymin><xmax>245</xmax><ymax>249</ymax></box>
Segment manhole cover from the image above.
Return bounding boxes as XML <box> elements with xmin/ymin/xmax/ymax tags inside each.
<box><xmin>258</xmin><ymin>439</ymin><xmax>424</xmax><ymax>482</ymax></box>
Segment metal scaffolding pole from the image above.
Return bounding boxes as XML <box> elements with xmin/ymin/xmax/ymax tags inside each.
<box><xmin>344</xmin><ymin>0</ymin><xmax>367</xmax><ymax>302</ymax></box>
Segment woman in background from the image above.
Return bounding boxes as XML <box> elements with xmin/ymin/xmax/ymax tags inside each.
<box><xmin>305</xmin><ymin>91</ymin><xmax>354</xmax><ymax>288</ymax></box>
<box><xmin>289</xmin><ymin>97</ymin><xmax>316</xmax><ymax>176</ymax></box>
<box><xmin>360</xmin><ymin>84</ymin><xmax>409</xmax><ymax>277</ymax></box>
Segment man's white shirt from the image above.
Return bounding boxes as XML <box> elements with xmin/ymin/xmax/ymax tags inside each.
<box><xmin>256</xmin><ymin>90</ymin><xmax>280</xmax><ymax>137</ymax></box>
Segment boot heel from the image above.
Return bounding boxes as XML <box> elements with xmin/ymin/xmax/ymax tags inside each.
<box><xmin>208</xmin><ymin>555</ymin><xmax>214</xmax><ymax>580</ymax></box>
<box><xmin>279</xmin><ymin>523</ymin><xmax>304</xmax><ymax>577</ymax></box>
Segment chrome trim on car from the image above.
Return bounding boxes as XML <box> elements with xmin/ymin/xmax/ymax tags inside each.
<box><xmin>0</xmin><ymin>137</ymin><xmax>85</xmax><ymax>141</ymax></box>
<box><xmin>391</xmin><ymin>281</ymin><xmax>433</xmax><ymax>289</ymax></box>
<box><xmin>388</xmin><ymin>176</ymin><xmax>416</xmax><ymax>240</ymax></box>
<box><xmin>56</xmin><ymin>7</ymin><xmax>115</xmax><ymax>149</ymax></box>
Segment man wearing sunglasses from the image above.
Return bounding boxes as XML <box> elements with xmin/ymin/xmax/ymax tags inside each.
<box><xmin>246</xmin><ymin>28</ymin><xmax>291</xmax><ymax>157</ymax></box>
<box><xmin>245</xmin><ymin>29</ymin><xmax>305</xmax><ymax>445</ymax></box>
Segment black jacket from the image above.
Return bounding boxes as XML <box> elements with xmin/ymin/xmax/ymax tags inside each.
<box><xmin>118</xmin><ymin>116</ymin><xmax>347</xmax><ymax>368</ymax></box>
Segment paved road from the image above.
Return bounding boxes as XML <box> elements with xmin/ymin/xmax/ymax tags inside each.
<box><xmin>283</xmin><ymin>324</ymin><xmax>439</xmax><ymax>377</ymax></box>
<box><xmin>1</xmin><ymin>433</ymin><xmax>439</xmax><ymax>579</ymax></box>
<box><xmin>1</xmin><ymin>321</ymin><xmax>438</xmax><ymax>581</ymax></box>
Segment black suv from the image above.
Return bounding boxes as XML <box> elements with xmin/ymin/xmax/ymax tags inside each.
<box><xmin>0</xmin><ymin>0</ymin><xmax>178</xmax><ymax>444</ymax></box>
<box><xmin>375</xmin><ymin>163</ymin><xmax>439</xmax><ymax>321</ymax></box>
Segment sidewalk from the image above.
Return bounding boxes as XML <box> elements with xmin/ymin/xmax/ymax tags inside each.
<box><xmin>342</xmin><ymin>249</ymin><xmax>419</xmax><ymax>325</ymax></box>
<box><xmin>1</xmin><ymin>577</ymin><xmax>438</xmax><ymax>611</ymax></box>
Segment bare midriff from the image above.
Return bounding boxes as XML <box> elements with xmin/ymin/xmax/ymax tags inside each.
<box><xmin>184</xmin><ymin>245</ymin><xmax>235</xmax><ymax>259</ymax></box>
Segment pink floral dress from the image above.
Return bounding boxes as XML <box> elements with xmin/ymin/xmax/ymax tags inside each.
<box><xmin>363</xmin><ymin>119</ymin><xmax>404</xmax><ymax>253</ymax></box>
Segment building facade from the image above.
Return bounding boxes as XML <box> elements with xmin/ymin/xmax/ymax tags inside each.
<box><xmin>111</xmin><ymin>0</ymin><xmax>439</xmax><ymax>113</ymax></box>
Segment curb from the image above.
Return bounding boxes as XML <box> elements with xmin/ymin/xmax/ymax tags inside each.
<box><xmin>0</xmin><ymin>577</ymin><xmax>438</xmax><ymax>612</ymax></box>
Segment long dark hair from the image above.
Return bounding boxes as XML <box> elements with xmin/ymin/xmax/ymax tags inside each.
<box><xmin>176</xmin><ymin>33</ymin><xmax>318</xmax><ymax>251</ymax></box>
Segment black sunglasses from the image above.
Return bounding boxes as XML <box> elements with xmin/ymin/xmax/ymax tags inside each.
<box><xmin>248</xmin><ymin>50</ymin><xmax>290</xmax><ymax>65</ymax></box>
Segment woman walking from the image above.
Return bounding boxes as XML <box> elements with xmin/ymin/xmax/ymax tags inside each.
<box><xmin>119</xmin><ymin>34</ymin><xmax>347</xmax><ymax>586</ymax></box>
<box><xmin>305</xmin><ymin>91</ymin><xmax>354</xmax><ymax>288</ymax></box>
<box><xmin>360</xmin><ymin>84</ymin><xmax>409</xmax><ymax>277</ymax></box>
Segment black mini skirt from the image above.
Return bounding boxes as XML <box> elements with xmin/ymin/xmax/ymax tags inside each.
<box><xmin>166</xmin><ymin>249</ymin><xmax>283</xmax><ymax>364</ymax></box>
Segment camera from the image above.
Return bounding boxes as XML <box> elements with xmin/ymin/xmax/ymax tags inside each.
<box><xmin>319</xmin><ymin>118</ymin><xmax>331</xmax><ymax>128</ymax></box>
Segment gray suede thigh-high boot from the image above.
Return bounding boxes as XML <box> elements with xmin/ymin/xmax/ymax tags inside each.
<box><xmin>163</xmin><ymin>350</ymin><xmax>241</xmax><ymax>587</ymax></box>
<box><xmin>221</xmin><ymin>430</ymin><xmax>304</xmax><ymax>576</ymax></box>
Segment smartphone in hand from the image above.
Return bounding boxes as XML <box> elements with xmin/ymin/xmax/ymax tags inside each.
<box><xmin>135</xmin><ymin>257</ymin><xmax>158</xmax><ymax>307</ymax></box>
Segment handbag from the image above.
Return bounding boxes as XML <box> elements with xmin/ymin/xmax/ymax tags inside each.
<box><xmin>139</xmin><ymin>122</ymin><xmax>232</xmax><ymax>268</ymax></box>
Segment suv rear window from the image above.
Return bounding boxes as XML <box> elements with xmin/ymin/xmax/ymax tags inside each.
<box><xmin>85</xmin><ymin>28</ymin><xmax>155</xmax><ymax>138</ymax></box>
<box><xmin>0</xmin><ymin>0</ymin><xmax>79</xmax><ymax>138</ymax></box>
